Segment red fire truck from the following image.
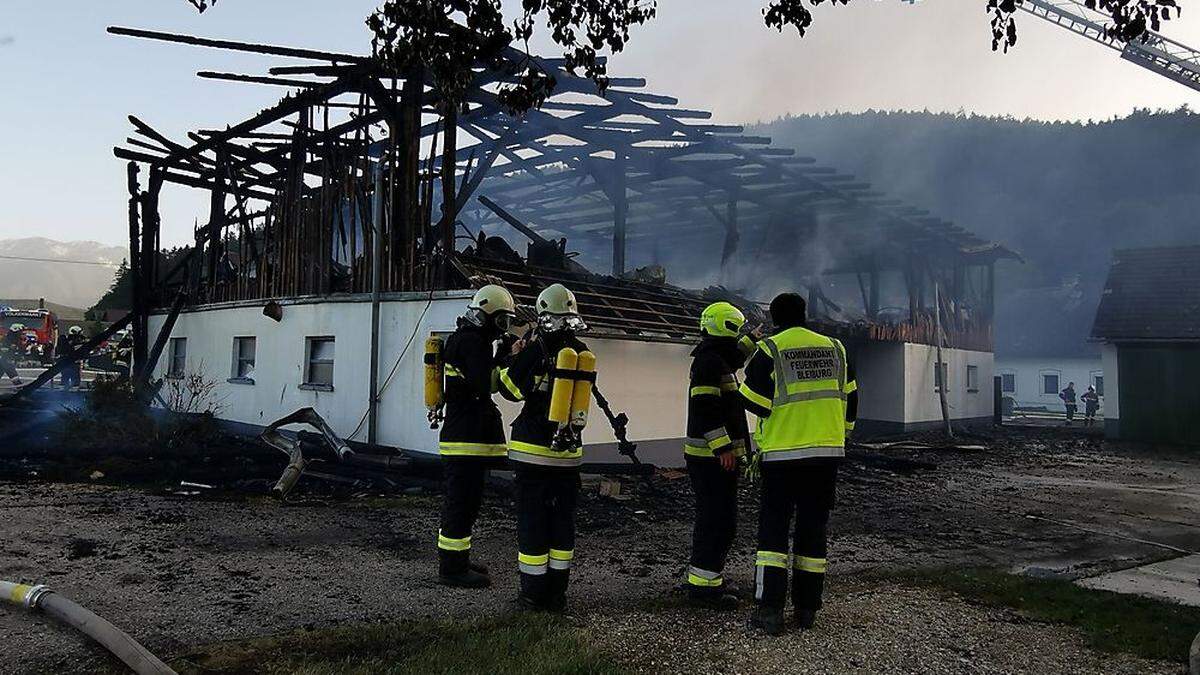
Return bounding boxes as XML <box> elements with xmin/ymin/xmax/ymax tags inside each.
<box><xmin>0</xmin><ymin>305</ymin><xmax>58</xmax><ymax>364</ymax></box>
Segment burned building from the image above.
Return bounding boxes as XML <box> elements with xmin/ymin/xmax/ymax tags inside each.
<box><xmin>110</xmin><ymin>26</ymin><xmax>1016</xmax><ymax>465</ymax></box>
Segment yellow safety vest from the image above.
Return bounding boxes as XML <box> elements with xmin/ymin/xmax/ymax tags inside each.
<box><xmin>750</xmin><ymin>327</ymin><xmax>852</xmax><ymax>462</ymax></box>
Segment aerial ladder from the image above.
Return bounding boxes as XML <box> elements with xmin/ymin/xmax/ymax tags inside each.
<box><xmin>1017</xmin><ymin>0</ymin><xmax>1200</xmax><ymax>93</ymax></box>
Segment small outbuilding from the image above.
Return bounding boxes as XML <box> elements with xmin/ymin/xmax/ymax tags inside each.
<box><xmin>1091</xmin><ymin>245</ymin><xmax>1200</xmax><ymax>445</ymax></box>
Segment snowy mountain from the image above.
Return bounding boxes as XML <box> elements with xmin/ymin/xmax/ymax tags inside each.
<box><xmin>0</xmin><ymin>238</ymin><xmax>127</xmax><ymax>310</ymax></box>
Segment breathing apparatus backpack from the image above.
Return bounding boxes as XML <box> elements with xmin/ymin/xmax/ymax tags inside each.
<box><xmin>547</xmin><ymin>347</ymin><xmax>597</xmax><ymax>451</ymax></box>
<box><xmin>424</xmin><ymin>335</ymin><xmax>445</xmax><ymax>429</ymax></box>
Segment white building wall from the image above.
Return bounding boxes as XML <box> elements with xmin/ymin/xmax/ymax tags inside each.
<box><xmin>994</xmin><ymin>355</ymin><xmax>1104</xmax><ymax>411</ymax></box>
<box><xmin>1100</xmin><ymin>344</ymin><xmax>1119</xmax><ymax>423</ymax></box>
<box><xmin>902</xmin><ymin>343</ymin><xmax>995</xmax><ymax>424</ymax></box>
<box><xmin>150</xmin><ymin>297</ymin><xmax>999</xmax><ymax>461</ymax></box>
<box><xmin>147</xmin><ymin>295</ymin><xmax>697</xmax><ymax>461</ymax></box>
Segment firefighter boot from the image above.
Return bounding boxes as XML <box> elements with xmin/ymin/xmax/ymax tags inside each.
<box><xmin>687</xmin><ymin>586</ymin><xmax>741</xmax><ymax>610</ymax></box>
<box><xmin>438</xmin><ymin>550</ymin><xmax>491</xmax><ymax>588</ymax></box>
<box><xmin>544</xmin><ymin>568</ymin><xmax>569</xmax><ymax>613</ymax></box>
<box><xmin>748</xmin><ymin>607</ymin><xmax>786</xmax><ymax>636</ymax></box>
<box><xmin>517</xmin><ymin>571</ymin><xmax>548</xmax><ymax>610</ymax></box>
<box><xmin>794</xmin><ymin>608</ymin><xmax>817</xmax><ymax>631</ymax></box>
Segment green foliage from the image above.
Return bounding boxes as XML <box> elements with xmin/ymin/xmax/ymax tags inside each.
<box><xmin>904</xmin><ymin>567</ymin><xmax>1200</xmax><ymax>664</ymax></box>
<box><xmin>87</xmin><ymin>259</ymin><xmax>131</xmax><ymax>319</ymax></box>
<box><xmin>172</xmin><ymin>613</ymin><xmax>627</xmax><ymax>675</ymax></box>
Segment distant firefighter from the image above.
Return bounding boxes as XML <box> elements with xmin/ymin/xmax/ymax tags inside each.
<box><xmin>57</xmin><ymin>325</ymin><xmax>88</xmax><ymax>389</ymax></box>
<box><xmin>1060</xmin><ymin>381</ymin><xmax>1077</xmax><ymax>425</ymax></box>
<box><xmin>1</xmin><ymin>324</ymin><xmax>24</xmax><ymax>386</ymax></box>
<box><xmin>1081</xmin><ymin>385</ymin><xmax>1100</xmax><ymax>427</ymax></box>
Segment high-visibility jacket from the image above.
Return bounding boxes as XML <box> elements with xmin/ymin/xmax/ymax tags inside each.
<box><xmin>684</xmin><ymin>336</ymin><xmax>755</xmax><ymax>459</ymax></box>
<box><xmin>739</xmin><ymin>326</ymin><xmax>857</xmax><ymax>462</ymax></box>
<box><xmin>498</xmin><ymin>332</ymin><xmax>590</xmax><ymax>469</ymax></box>
<box><xmin>438</xmin><ymin>321</ymin><xmax>507</xmax><ymax>458</ymax></box>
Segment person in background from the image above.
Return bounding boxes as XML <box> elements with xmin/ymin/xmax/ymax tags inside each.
<box><xmin>1060</xmin><ymin>382</ymin><xmax>1077</xmax><ymax>425</ymax></box>
<box><xmin>1081</xmin><ymin>385</ymin><xmax>1100</xmax><ymax>427</ymax></box>
<box><xmin>1</xmin><ymin>324</ymin><xmax>24</xmax><ymax>387</ymax></box>
<box><xmin>57</xmin><ymin>326</ymin><xmax>87</xmax><ymax>390</ymax></box>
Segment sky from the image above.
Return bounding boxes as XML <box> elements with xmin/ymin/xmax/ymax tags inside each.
<box><xmin>2</xmin><ymin>0</ymin><xmax>1200</xmax><ymax>248</ymax></box>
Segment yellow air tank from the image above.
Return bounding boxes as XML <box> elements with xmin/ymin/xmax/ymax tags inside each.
<box><xmin>570</xmin><ymin>350</ymin><xmax>596</xmax><ymax>430</ymax></box>
<box><xmin>548</xmin><ymin>348</ymin><xmax>579</xmax><ymax>425</ymax></box>
<box><xmin>424</xmin><ymin>335</ymin><xmax>444</xmax><ymax>410</ymax></box>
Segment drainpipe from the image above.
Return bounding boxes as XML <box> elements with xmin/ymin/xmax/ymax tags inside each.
<box><xmin>368</xmin><ymin>161</ymin><xmax>384</xmax><ymax>444</ymax></box>
<box><xmin>0</xmin><ymin>580</ymin><xmax>176</xmax><ymax>675</ymax></box>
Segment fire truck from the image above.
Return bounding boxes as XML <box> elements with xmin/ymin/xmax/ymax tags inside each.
<box><xmin>0</xmin><ymin>305</ymin><xmax>58</xmax><ymax>365</ymax></box>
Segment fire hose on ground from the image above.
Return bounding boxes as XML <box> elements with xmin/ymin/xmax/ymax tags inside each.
<box><xmin>0</xmin><ymin>580</ymin><xmax>177</xmax><ymax>675</ymax></box>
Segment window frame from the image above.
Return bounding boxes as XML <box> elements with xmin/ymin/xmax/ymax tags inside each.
<box><xmin>933</xmin><ymin>361</ymin><xmax>949</xmax><ymax>393</ymax></box>
<box><xmin>301</xmin><ymin>336</ymin><xmax>336</xmax><ymax>391</ymax></box>
<box><xmin>1091</xmin><ymin>372</ymin><xmax>1105</xmax><ymax>397</ymax></box>
<box><xmin>167</xmin><ymin>337</ymin><xmax>187</xmax><ymax>379</ymax></box>
<box><xmin>1000</xmin><ymin>372</ymin><xmax>1016</xmax><ymax>394</ymax></box>
<box><xmin>229</xmin><ymin>336</ymin><xmax>257</xmax><ymax>384</ymax></box>
<box><xmin>1041</xmin><ymin>371</ymin><xmax>1061</xmax><ymax>396</ymax></box>
<box><xmin>966</xmin><ymin>364</ymin><xmax>980</xmax><ymax>393</ymax></box>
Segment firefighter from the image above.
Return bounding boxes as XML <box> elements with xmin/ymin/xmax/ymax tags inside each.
<box><xmin>435</xmin><ymin>284</ymin><xmax>519</xmax><ymax>588</ymax></box>
<box><xmin>112</xmin><ymin>330</ymin><xmax>133</xmax><ymax>379</ymax></box>
<box><xmin>498</xmin><ymin>283</ymin><xmax>590</xmax><ymax>612</ymax></box>
<box><xmin>57</xmin><ymin>325</ymin><xmax>87</xmax><ymax>390</ymax></box>
<box><xmin>1</xmin><ymin>324</ymin><xmax>24</xmax><ymax>386</ymax></box>
<box><xmin>739</xmin><ymin>293</ymin><xmax>857</xmax><ymax>635</ymax></box>
<box><xmin>682</xmin><ymin>301</ymin><xmax>759</xmax><ymax>606</ymax></box>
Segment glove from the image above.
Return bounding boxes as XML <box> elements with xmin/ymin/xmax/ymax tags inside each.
<box><xmin>741</xmin><ymin>450</ymin><xmax>762</xmax><ymax>483</ymax></box>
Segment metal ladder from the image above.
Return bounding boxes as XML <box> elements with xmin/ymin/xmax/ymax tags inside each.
<box><xmin>1019</xmin><ymin>0</ymin><xmax>1200</xmax><ymax>93</ymax></box>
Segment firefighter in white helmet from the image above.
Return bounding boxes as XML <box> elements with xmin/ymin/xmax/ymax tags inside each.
<box><xmin>435</xmin><ymin>284</ymin><xmax>520</xmax><ymax>588</ymax></box>
<box><xmin>498</xmin><ymin>283</ymin><xmax>591</xmax><ymax>611</ymax></box>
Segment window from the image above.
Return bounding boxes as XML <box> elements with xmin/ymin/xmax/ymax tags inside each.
<box><xmin>304</xmin><ymin>337</ymin><xmax>335</xmax><ymax>389</ymax></box>
<box><xmin>933</xmin><ymin>361</ymin><xmax>948</xmax><ymax>392</ymax></box>
<box><xmin>167</xmin><ymin>338</ymin><xmax>187</xmax><ymax>379</ymax></box>
<box><xmin>1042</xmin><ymin>373</ymin><xmax>1060</xmax><ymax>395</ymax></box>
<box><xmin>1001</xmin><ymin>373</ymin><xmax>1016</xmax><ymax>394</ymax></box>
<box><xmin>966</xmin><ymin>365</ymin><xmax>979</xmax><ymax>392</ymax></box>
<box><xmin>231</xmin><ymin>336</ymin><xmax>256</xmax><ymax>382</ymax></box>
<box><xmin>1093</xmin><ymin>375</ymin><xmax>1104</xmax><ymax>397</ymax></box>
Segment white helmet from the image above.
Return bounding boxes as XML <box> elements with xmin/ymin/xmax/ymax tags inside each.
<box><xmin>536</xmin><ymin>284</ymin><xmax>586</xmax><ymax>333</ymax></box>
<box><xmin>69</xmin><ymin>325</ymin><xmax>84</xmax><ymax>336</ymax></box>
<box><xmin>468</xmin><ymin>284</ymin><xmax>516</xmax><ymax>316</ymax></box>
<box><xmin>10</xmin><ymin>323</ymin><xmax>25</xmax><ymax>332</ymax></box>
<box><xmin>536</xmin><ymin>283</ymin><xmax>579</xmax><ymax>316</ymax></box>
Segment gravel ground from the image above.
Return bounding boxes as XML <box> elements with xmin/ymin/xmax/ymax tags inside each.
<box><xmin>589</xmin><ymin>580</ymin><xmax>1184</xmax><ymax>674</ymax></box>
<box><xmin>0</xmin><ymin>426</ymin><xmax>1197</xmax><ymax>673</ymax></box>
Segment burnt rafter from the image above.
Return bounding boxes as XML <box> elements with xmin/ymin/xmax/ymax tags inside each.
<box><xmin>111</xmin><ymin>23</ymin><xmax>1015</xmax><ymax>315</ymax></box>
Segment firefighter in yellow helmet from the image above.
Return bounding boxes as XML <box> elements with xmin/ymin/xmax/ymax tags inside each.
<box><xmin>1</xmin><ymin>324</ymin><xmax>25</xmax><ymax>386</ymax></box>
<box><xmin>498</xmin><ymin>283</ymin><xmax>590</xmax><ymax>611</ymax></box>
<box><xmin>682</xmin><ymin>301</ymin><xmax>760</xmax><ymax>607</ymax></box>
<box><xmin>740</xmin><ymin>293</ymin><xmax>857</xmax><ymax>635</ymax></box>
<box><xmin>435</xmin><ymin>284</ymin><xmax>518</xmax><ymax>588</ymax></box>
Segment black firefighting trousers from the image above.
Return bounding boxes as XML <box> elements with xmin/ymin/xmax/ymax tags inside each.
<box><xmin>755</xmin><ymin>458</ymin><xmax>840</xmax><ymax>612</ymax></box>
<box><xmin>438</xmin><ymin>456</ymin><xmax>505</xmax><ymax>575</ymax></box>
<box><xmin>515</xmin><ymin>463</ymin><xmax>580</xmax><ymax>606</ymax></box>
<box><xmin>0</xmin><ymin>354</ymin><xmax>17</xmax><ymax>379</ymax></box>
<box><xmin>686</xmin><ymin>455</ymin><xmax>738</xmax><ymax>594</ymax></box>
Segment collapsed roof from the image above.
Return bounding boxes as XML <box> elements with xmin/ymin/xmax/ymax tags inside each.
<box><xmin>109</xmin><ymin>25</ymin><xmax>1017</xmax><ymax>284</ymax></box>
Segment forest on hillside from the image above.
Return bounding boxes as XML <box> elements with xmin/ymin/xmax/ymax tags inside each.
<box><xmin>753</xmin><ymin>108</ymin><xmax>1200</xmax><ymax>356</ymax></box>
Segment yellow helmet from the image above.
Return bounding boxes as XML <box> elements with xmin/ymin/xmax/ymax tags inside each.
<box><xmin>536</xmin><ymin>283</ymin><xmax>579</xmax><ymax>316</ymax></box>
<box><xmin>699</xmin><ymin>302</ymin><xmax>746</xmax><ymax>338</ymax></box>
<box><xmin>9</xmin><ymin>323</ymin><xmax>25</xmax><ymax>332</ymax></box>
<box><xmin>468</xmin><ymin>284</ymin><xmax>516</xmax><ymax>316</ymax></box>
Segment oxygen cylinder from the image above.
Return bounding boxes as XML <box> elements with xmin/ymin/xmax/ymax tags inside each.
<box><xmin>570</xmin><ymin>350</ymin><xmax>596</xmax><ymax>429</ymax></box>
<box><xmin>548</xmin><ymin>348</ymin><xmax>579</xmax><ymax>425</ymax></box>
<box><xmin>423</xmin><ymin>336</ymin><xmax>444</xmax><ymax>410</ymax></box>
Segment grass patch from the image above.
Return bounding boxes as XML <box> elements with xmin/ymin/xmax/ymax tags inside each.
<box><xmin>900</xmin><ymin>567</ymin><xmax>1200</xmax><ymax>664</ymax></box>
<box><xmin>172</xmin><ymin>612</ymin><xmax>628</xmax><ymax>675</ymax></box>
